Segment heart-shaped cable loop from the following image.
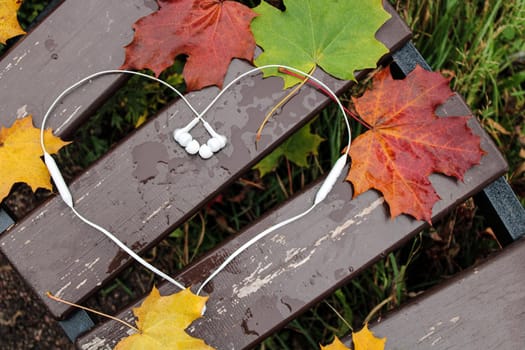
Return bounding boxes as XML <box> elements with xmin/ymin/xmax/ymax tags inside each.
<box><xmin>40</xmin><ymin>64</ymin><xmax>352</xmax><ymax>302</ymax></box>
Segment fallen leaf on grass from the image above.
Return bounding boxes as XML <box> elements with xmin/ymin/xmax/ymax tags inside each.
<box><xmin>251</xmin><ymin>0</ymin><xmax>391</xmax><ymax>88</ymax></box>
<box><xmin>122</xmin><ymin>0</ymin><xmax>256</xmax><ymax>91</ymax></box>
<box><xmin>347</xmin><ymin>65</ymin><xmax>484</xmax><ymax>222</ymax></box>
<box><xmin>513</xmin><ymin>161</ymin><xmax>525</xmax><ymax>178</ymax></box>
<box><xmin>0</xmin><ymin>0</ymin><xmax>25</xmax><ymax>44</ymax></box>
<box><xmin>134</xmin><ymin>113</ymin><xmax>147</xmax><ymax>129</ymax></box>
<box><xmin>484</xmin><ymin>118</ymin><xmax>511</xmax><ymax>136</ymax></box>
<box><xmin>115</xmin><ymin>287</ymin><xmax>214</xmax><ymax>350</ymax></box>
<box><xmin>0</xmin><ymin>115</ymin><xmax>69</xmax><ymax>201</ymax></box>
<box><xmin>515</xmin><ymin>149</ymin><xmax>525</xmax><ymax>178</ymax></box>
<box><xmin>253</xmin><ymin>121</ymin><xmax>324</xmax><ymax>177</ymax></box>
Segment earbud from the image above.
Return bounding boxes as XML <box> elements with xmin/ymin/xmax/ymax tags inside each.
<box><xmin>202</xmin><ymin>120</ymin><xmax>227</xmax><ymax>152</ymax></box>
<box><xmin>173</xmin><ymin>117</ymin><xmax>200</xmax><ymax>147</ymax></box>
<box><xmin>174</xmin><ymin>131</ymin><xmax>192</xmax><ymax>147</ymax></box>
<box><xmin>174</xmin><ymin>118</ymin><xmax>227</xmax><ymax>158</ymax></box>
<box><xmin>185</xmin><ymin>139</ymin><xmax>200</xmax><ymax>155</ymax></box>
<box><xmin>207</xmin><ymin>135</ymin><xmax>227</xmax><ymax>152</ymax></box>
<box><xmin>199</xmin><ymin>144</ymin><xmax>214</xmax><ymax>159</ymax></box>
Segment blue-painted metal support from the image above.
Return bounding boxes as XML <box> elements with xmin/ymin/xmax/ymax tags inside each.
<box><xmin>0</xmin><ymin>207</ymin><xmax>15</xmax><ymax>234</ymax></box>
<box><xmin>59</xmin><ymin>310</ymin><xmax>95</xmax><ymax>342</ymax></box>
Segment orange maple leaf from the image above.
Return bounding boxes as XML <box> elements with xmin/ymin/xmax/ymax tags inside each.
<box><xmin>0</xmin><ymin>115</ymin><xmax>70</xmax><ymax>201</ymax></box>
<box><xmin>121</xmin><ymin>0</ymin><xmax>257</xmax><ymax>91</ymax></box>
<box><xmin>0</xmin><ymin>0</ymin><xmax>26</xmax><ymax>44</ymax></box>
<box><xmin>115</xmin><ymin>287</ymin><xmax>215</xmax><ymax>350</ymax></box>
<box><xmin>347</xmin><ymin>65</ymin><xmax>484</xmax><ymax>222</ymax></box>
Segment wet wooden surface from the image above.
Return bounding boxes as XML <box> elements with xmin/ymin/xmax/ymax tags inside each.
<box><xmin>77</xmin><ymin>93</ymin><xmax>508</xmax><ymax>350</ymax></box>
<box><xmin>341</xmin><ymin>238</ymin><xmax>525</xmax><ymax>349</ymax></box>
<box><xmin>0</xmin><ymin>0</ymin><xmax>510</xmax><ymax>349</ymax></box>
<box><xmin>0</xmin><ymin>0</ymin><xmax>158</xmax><ymax>137</ymax></box>
<box><xmin>0</xmin><ymin>0</ymin><xmax>410</xmax><ymax>319</ymax></box>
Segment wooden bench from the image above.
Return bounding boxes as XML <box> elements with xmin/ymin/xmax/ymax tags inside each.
<box><xmin>358</xmin><ymin>237</ymin><xmax>525</xmax><ymax>349</ymax></box>
<box><xmin>0</xmin><ymin>1</ymin><xmax>523</xmax><ymax>349</ymax></box>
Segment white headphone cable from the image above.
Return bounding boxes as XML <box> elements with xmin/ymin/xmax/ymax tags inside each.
<box><xmin>40</xmin><ymin>65</ymin><xmax>352</xmax><ymax>295</ymax></box>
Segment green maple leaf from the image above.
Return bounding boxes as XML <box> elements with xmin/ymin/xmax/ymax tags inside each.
<box><xmin>254</xmin><ymin>122</ymin><xmax>325</xmax><ymax>177</ymax></box>
<box><xmin>251</xmin><ymin>0</ymin><xmax>391</xmax><ymax>88</ymax></box>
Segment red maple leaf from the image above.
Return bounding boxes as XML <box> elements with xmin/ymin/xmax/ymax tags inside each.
<box><xmin>346</xmin><ymin>65</ymin><xmax>485</xmax><ymax>223</ymax></box>
<box><xmin>121</xmin><ymin>0</ymin><xmax>257</xmax><ymax>91</ymax></box>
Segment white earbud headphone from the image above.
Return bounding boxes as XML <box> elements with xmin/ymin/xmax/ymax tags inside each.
<box><xmin>40</xmin><ymin>64</ymin><xmax>352</xmax><ymax>303</ymax></box>
<box><xmin>173</xmin><ymin>118</ymin><xmax>228</xmax><ymax>159</ymax></box>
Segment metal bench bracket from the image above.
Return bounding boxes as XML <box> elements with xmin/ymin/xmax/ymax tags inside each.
<box><xmin>59</xmin><ymin>310</ymin><xmax>95</xmax><ymax>342</ymax></box>
<box><xmin>0</xmin><ymin>207</ymin><xmax>15</xmax><ymax>235</ymax></box>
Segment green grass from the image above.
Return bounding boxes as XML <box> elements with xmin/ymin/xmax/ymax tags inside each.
<box><xmin>2</xmin><ymin>0</ymin><xmax>523</xmax><ymax>348</ymax></box>
<box><xmin>393</xmin><ymin>0</ymin><xmax>525</xmax><ymax>188</ymax></box>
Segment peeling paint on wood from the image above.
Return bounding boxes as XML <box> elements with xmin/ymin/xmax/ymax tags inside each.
<box><xmin>80</xmin><ymin>336</ymin><xmax>110</xmax><ymax>350</ymax></box>
<box><xmin>55</xmin><ymin>105</ymin><xmax>83</xmax><ymax>133</ymax></box>
<box><xmin>55</xmin><ymin>282</ymin><xmax>71</xmax><ymax>297</ymax></box>
<box><xmin>85</xmin><ymin>257</ymin><xmax>100</xmax><ymax>270</ymax></box>
<box><xmin>330</xmin><ymin>197</ymin><xmax>384</xmax><ymax>240</ymax></box>
<box><xmin>76</xmin><ymin>279</ymin><xmax>88</xmax><ymax>289</ymax></box>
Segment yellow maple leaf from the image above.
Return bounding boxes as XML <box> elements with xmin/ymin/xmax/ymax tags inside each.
<box><xmin>0</xmin><ymin>0</ymin><xmax>26</xmax><ymax>44</ymax></box>
<box><xmin>0</xmin><ymin>115</ymin><xmax>70</xmax><ymax>201</ymax></box>
<box><xmin>321</xmin><ymin>336</ymin><xmax>350</xmax><ymax>350</ymax></box>
<box><xmin>320</xmin><ymin>325</ymin><xmax>386</xmax><ymax>350</ymax></box>
<box><xmin>352</xmin><ymin>324</ymin><xmax>386</xmax><ymax>350</ymax></box>
<box><xmin>115</xmin><ymin>287</ymin><xmax>215</xmax><ymax>350</ymax></box>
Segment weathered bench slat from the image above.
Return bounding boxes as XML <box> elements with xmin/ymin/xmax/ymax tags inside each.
<box><xmin>0</xmin><ymin>0</ymin><xmax>157</xmax><ymax>137</ymax></box>
<box><xmin>341</xmin><ymin>238</ymin><xmax>525</xmax><ymax>349</ymax></box>
<box><xmin>76</xmin><ymin>92</ymin><xmax>507</xmax><ymax>349</ymax></box>
<box><xmin>0</xmin><ymin>1</ymin><xmax>411</xmax><ymax>319</ymax></box>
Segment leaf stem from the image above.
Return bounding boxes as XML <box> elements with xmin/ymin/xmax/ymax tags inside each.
<box><xmin>256</xmin><ymin>67</ymin><xmax>316</xmax><ymax>146</ymax></box>
<box><xmin>324</xmin><ymin>300</ymin><xmax>354</xmax><ymax>332</ymax></box>
<box><xmin>278</xmin><ymin>68</ymin><xmax>372</xmax><ymax>130</ymax></box>
<box><xmin>46</xmin><ymin>292</ymin><xmax>140</xmax><ymax>333</ymax></box>
<box><xmin>363</xmin><ymin>295</ymin><xmax>394</xmax><ymax>325</ymax></box>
